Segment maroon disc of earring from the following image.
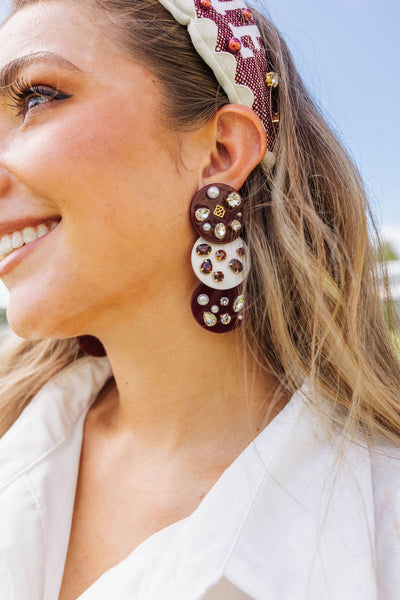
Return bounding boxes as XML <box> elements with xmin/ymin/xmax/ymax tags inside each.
<box><xmin>76</xmin><ymin>335</ymin><xmax>106</xmax><ymax>357</ymax></box>
<box><xmin>190</xmin><ymin>183</ymin><xmax>245</xmax><ymax>244</ymax></box>
<box><xmin>190</xmin><ymin>183</ymin><xmax>247</xmax><ymax>333</ymax></box>
<box><xmin>191</xmin><ymin>283</ymin><xmax>245</xmax><ymax>333</ymax></box>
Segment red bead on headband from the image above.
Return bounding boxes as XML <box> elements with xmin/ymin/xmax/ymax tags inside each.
<box><xmin>157</xmin><ymin>0</ymin><xmax>279</xmax><ymax>166</ymax></box>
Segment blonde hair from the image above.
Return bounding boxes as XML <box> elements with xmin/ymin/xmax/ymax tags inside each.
<box><xmin>1</xmin><ymin>0</ymin><xmax>400</xmax><ymax>442</ymax></box>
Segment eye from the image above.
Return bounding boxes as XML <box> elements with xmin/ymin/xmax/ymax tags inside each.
<box><xmin>20</xmin><ymin>86</ymin><xmax>70</xmax><ymax>117</ymax></box>
<box><xmin>26</xmin><ymin>93</ymin><xmax>51</xmax><ymax>112</ymax></box>
<box><xmin>7</xmin><ymin>78</ymin><xmax>71</xmax><ymax>118</ymax></box>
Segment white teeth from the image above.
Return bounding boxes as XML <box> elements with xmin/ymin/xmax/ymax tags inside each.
<box><xmin>37</xmin><ymin>224</ymin><xmax>49</xmax><ymax>238</ymax></box>
<box><xmin>0</xmin><ymin>235</ymin><xmax>11</xmax><ymax>255</ymax></box>
<box><xmin>12</xmin><ymin>232</ymin><xmax>24</xmax><ymax>249</ymax></box>
<box><xmin>0</xmin><ymin>220</ymin><xmax>59</xmax><ymax>262</ymax></box>
<box><xmin>23</xmin><ymin>227</ymin><xmax>37</xmax><ymax>244</ymax></box>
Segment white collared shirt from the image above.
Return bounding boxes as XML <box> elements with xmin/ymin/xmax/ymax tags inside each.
<box><xmin>0</xmin><ymin>356</ymin><xmax>399</xmax><ymax>599</ymax></box>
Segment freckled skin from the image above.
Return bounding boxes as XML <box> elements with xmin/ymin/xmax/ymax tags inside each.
<box><xmin>0</xmin><ymin>1</ymin><xmax>205</xmax><ymax>339</ymax></box>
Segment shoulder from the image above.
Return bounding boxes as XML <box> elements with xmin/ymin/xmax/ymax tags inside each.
<box><xmin>222</xmin><ymin>392</ymin><xmax>400</xmax><ymax>599</ymax></box>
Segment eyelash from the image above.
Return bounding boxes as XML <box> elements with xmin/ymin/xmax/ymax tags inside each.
<box><xmin>7</xmin><ymin>77</ymin><xmax>71</xmax><ymax>117</ymax></box>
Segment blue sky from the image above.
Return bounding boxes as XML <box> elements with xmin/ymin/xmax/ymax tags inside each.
<box><xmin>0</xmin><ymin>0</ymin><xmax>399</xmax><ymax>231</ymax></box>
<box><xmin>262</xmin><ymin>0</ymin><xmax>400</xmax><ymax>232</ymax></box>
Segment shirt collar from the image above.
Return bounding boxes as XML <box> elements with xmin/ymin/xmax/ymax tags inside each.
<box><xmin>0</xmin><ymin>356</ymin><xmax>112</xmax><ymax>600</ymax></box>
<box><xmin>0</xmin><ymin>355</ymin><xmax>112</xmax><ymax>490</ymax></box>
<box><xmin>143</xmin><ymin>390</ymin><xmax>378</xmax><ymax>599</ymax></box>
<box><xmin>0</xmin><ymin>360</ymin><xmax>379</xmax><ymax>600</ymax></box>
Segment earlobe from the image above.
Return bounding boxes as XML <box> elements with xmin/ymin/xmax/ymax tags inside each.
<box><xmin>202</xmin><ymin>104</ymin><xmax>267</xmax><ymax>190</ymax></box>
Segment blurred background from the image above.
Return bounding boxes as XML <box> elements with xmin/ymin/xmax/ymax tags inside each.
<box><xmin>257</xmin><ymin>0</ymin><xmax>400</xmax><ymax>321</ymax></box>
<box><xmin>0</xmin><ymin>0</ymin><xmax>399</xmax><ymax>331</ymax></box>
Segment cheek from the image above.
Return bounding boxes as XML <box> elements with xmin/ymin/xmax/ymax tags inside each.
<box><xmin>10</xmin><ymin>101</ymin><xmax>150</xmax><ymax>195</ymax></box>
<box><xmin>4</xmin><ymin>98</ymin><xmax>196</xmax><ymax>337</ymax></box>
<box><xmin>9</xmin><ymin>96</ymin><xmax>182</xmax><ymax>226</ymax></box>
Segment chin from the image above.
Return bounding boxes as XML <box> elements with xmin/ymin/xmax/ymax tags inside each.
<box><xmin>6</xmin><ymin>294</ymin><xmax>77</xmax><ymax>341</ymax></box>
<box><xmin>7</xmin><ymin>307</ymin><xmax>49</xmax><ymax>340</ymax></box>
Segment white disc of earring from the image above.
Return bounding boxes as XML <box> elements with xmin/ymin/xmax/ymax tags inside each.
<box><xmin>191</xmin><ymin>236</ymin><xmax>250</xmax><ymax>290</ymax></box>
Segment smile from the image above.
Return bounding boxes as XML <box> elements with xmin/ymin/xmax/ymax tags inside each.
<box><xmin>0</xmin><ymin>220</ymin><xmax>59</xmax><ymax>262</ymax></box>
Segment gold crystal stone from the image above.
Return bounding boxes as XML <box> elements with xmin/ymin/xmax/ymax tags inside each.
<box><xmin>265</xmin><ymin>72</ymin><xmax>279</xmax><ymax>88</ymax></box>
<box><xmin>233</xmin><ymin>295</ymin><xmax>245</xmax><ymax>313</ymax></box>
<box><xmin>226</xmin><ymin>192</ymin><xmax>242</xmax><ymax>209</ymax></box>
<box><xmin>230</xmin><ymin>220</ymin><xmax>242</xmax><ymax>233</ymax></box>
<box><xmin>214</xmin><ymin>223</ymin><xmax>226</xmax><ymax>240</ymax></box>
<box><xmin>195</xmin><ymin>207</ymin><xmax>210</xmax><ymax>222</ymax></box>
<box><xmin>203</xmin><ymin>312</ymin><xmax>217</xmax><ymax>327</ymax></box>
<box><xmin>220</xmin><ymin>314</ymin><xmax>232</xmax><ymax>325</ymax></box>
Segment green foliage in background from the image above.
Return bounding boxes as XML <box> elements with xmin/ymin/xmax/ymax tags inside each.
<box><xmin>384</xmin><ymin>242</ymin><xmax>399</xmax><ymax>262</ymax></box>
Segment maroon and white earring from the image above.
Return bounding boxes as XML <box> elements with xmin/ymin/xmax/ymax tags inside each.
<box><xmin>190</xmin><ymin>184</ymin><xmax>249</xmax><ymax>333</ymax></box>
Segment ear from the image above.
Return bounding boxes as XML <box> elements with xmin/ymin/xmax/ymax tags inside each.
<box><xmin>201</xmin><ymin>104</ymin><xmax>267</xmax><ymax>190</ymax></box>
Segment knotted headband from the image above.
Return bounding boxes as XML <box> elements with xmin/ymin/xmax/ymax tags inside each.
<box><xmin>157</xmin><ymin>0</ymin><xmax>278</xmax><ymax>167</ymax></box>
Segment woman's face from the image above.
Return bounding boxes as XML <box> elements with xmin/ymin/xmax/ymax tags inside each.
<box><xmin>0</xmin><ymin>1</ymin><xmax>202</xmax><ymax>338</ymax></box>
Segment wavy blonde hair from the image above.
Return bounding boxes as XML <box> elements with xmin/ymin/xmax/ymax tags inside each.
<box><xmin>1</xmin><ymin>0</ymin><xmax>400</xmax><ymax>442</ymax></box>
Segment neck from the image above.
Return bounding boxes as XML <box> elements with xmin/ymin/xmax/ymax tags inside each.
<box><xmin>89</xmin><ymin>293</ymin><xmax>284</xmax><ymax>454</ymax></box>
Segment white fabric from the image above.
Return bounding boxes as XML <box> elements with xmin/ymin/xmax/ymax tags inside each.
<box><xmin>0</xmin><ymin>356</ymin><xmax>400</xmax><ymax>599</ymax></box>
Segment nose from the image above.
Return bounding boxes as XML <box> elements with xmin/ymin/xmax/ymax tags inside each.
<box><xmin>0</xmin><ymin>167</ymin><xmax>11</xmax><ymax>197</ymax></box>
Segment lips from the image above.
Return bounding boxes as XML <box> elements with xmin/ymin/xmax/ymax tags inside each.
<box><xmin>0</xmin><ymin>218</ymin><xmax>61</xmax><ymax>262</ymax></box>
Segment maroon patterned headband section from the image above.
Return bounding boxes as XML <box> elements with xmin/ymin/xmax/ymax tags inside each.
<box><xmin>157</xmin><ymin>0</ymin><xmax>278</xmax><ymax>161</ymax></box>
<box><xmin>197</xmin><ymin>0</ymin><xmax>275</xmax><ymax>149</ymax></box>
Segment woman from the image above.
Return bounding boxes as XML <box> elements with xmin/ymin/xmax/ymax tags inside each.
<box><xmin>0</xmin><ymin>0</ymin><xmax>399</xmax><ymax>598</ymax></box>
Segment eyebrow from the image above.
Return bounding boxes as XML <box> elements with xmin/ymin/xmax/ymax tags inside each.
<box><xmin>0</xmin><ymin>51</ymin><xmax>83</xmax><ymax>95</ymax></box>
